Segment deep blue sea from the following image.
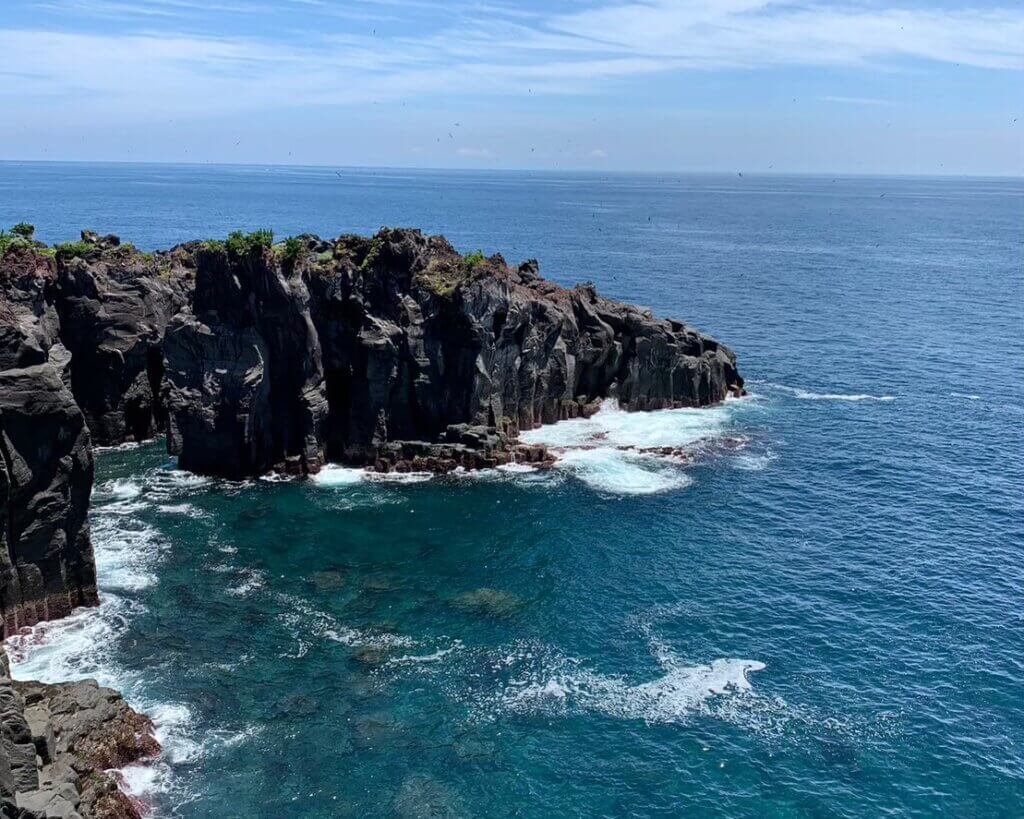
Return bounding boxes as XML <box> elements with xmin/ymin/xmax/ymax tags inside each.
<box><xmin>2</xmin><ymin>162</ymin><xmax>1022</xmax><ymax>818</ymax></box>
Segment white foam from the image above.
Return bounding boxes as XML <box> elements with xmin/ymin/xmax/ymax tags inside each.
<box><xmin>310</xmin><ymin>464</ymin><xmax>366</xmax><ymax>487</ymax></box>
<box><xmin>512</xmin><ymin>399</ymin><xmax>752</xmax><ymax>494</ymax></box>
<box><xmin>731</xmin><ymin>452</ymin><xmax>774</xmax><ymax>472</ymax></box>
<box><xmin>226</xmin><ymin>568</ymin><xmax>267</xmax><ymax>598</ymax></box>
<box><xmin>100</xmin><ymin>479</ymin><xmax>143</xmax><ymax>500</ymax></box>
<box><xmin>91</xmin><ymin>516</ymin><xmax>163</xmax><ymax>593</ymax></box>
<box><xmin>148</xmin><ymin>703</ymin><xmax>201</xmax><ymax>765</ymax></box>
<box><xmin>520</xmin><ymin>399</ymin><xmax>730</xmax><ymax>450</ymax></box>
<box><xmin>116</xmin><ymin>762</ymin><xmax>164</xmax><ymax>796</ymax></box>
<box><xmin>950</xmin><ymin>392</ymin><xmax>981</xmax><ymax>400</ymax></box>
<box><xmin>775</xmin><ymin>385</ymin><xmax>896</xmax><ymax>402</ymax></box>
<box><xmin>274</xmin><ymin>593</ymin><xmax>416</xmax><ymax>658</ymax></box>
<box><xmin>94</xmin><ymin>441</ymin><xmax>143</xmax><ymax>454</ymax></box>
<box><xmin>387</xmin><ymin>642</ymin><xmax>463</xmax><ymax>666</ymax></box>
<box><xmin>454</xmin><ymin>637</ymin><xmax>766</xmax><ymax>727</ymax></box>
<box><xmin>555</xmin><ymin>448</ymin><xmax>693</xmax><ymax>495</ymax></box>
<box><xmin>366</xmin><ymin>471</ymin><xmax>434</xmax><ymax>484</ymax></box>
<box><xmin>156</xmin><ymin>503</ymin><xmax>196</xmax><ymax>515</ymax></box>
<box><xmin>5</xmin><ymin>595</ymin><xmax>137</xmax><ymax>685</ymax></box>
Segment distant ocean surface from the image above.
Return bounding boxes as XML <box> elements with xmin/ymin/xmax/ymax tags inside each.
<box><xmin>2</xmin><ymin>162</ymin><xmax>1022</xmax><ymax>818</ymax></box>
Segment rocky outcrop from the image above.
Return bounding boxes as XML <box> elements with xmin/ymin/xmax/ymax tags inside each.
<box><xmin>0</xmin><ymin>647</ymin><xmax>157</xmax><ymax>819</ymax></box>
<box><xmin>3</xmin><ymin>226</ymin><xmax>742</xmax><ymax>481</ymax></box>
<box><xmin>54</xmin><ymin>234</ymin><xmax>193</xmax><ymax>446</ymax></box>
<box><xmin>164</xmin><ymin>228</ymin><xmax>743</xmax><ymax>478</ymax></box>
<box><xmin>0</xmin><ymin>363</ymin><xmax>97</xmax><ymax>638</ymax></box>
<box><xmin>162</xmin><ymin>236</ymin><xmax>327</xmax><ymax>478</ymax></box>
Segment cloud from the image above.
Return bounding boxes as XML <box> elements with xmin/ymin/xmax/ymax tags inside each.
<box><xmin>0</xmin><ymin>0</ymin><xmax>1020</xmax><ymax>123</ymax></box>
<box><xmin>456</xmin><ymin>146</ymin><xmax>491</xmax><ymax>157</ymax></box>
<box><xmin>590</xmin><ymin>148</ymin><xmax>607</xmax><ymax>158</ymax></box>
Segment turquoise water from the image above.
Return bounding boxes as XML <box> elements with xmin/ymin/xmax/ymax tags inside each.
<box><xmin>2</xmin><ymin>164</ymin><xmax>1023</xmax><ymax>817</ymax></box>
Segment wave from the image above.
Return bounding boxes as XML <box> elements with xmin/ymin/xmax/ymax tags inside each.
<box><xmin>311</xmin><ymin>464</ymin><xmax>365</xmax><ymax>487</ymax></box>
<box><xmin>555</xmin><ymin>448</ymin><xmax>694</xmax><ymax>495</ymax></box>
<box><xmin>274</xmin><ymin>593</ymin><xmax>416</xmax><ymax>659</ymax></box>
<box><xmin>770</xmin><ymin>384</ymin><xmax>895</xmax><ymax>402</ymax></box>
<box><xmin>516</xmin><ymin>399</ymin><xmax>749</xmax><ymax>495</ymax></box>
<box><xmin>501</xmin><ymin>656</ymin><xmax>766</xmax><ymax>724</ymax></box>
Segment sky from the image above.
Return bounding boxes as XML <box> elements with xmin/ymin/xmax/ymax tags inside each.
<box><xmin>0</xmin><ymin>0</ymin><xmax>1021</xmax><ymax>175</ymax></box>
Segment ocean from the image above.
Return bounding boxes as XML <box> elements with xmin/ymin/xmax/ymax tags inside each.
<box><xmin>1</xmin><ymin>162</ymin><xmax>1022</xmax><ymax>817</ymax></box>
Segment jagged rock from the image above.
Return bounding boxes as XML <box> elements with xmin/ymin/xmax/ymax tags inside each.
<box><xmin>163</xmin><ymin>240</ymin><xmax>327</xmax><ymax>478</ymax></box>
<box><xmin>5</xmin><ymin>227</ymin><xmax>742</xmax><ymax>480</ymax></box>
<box><xmin>0</xmin><ymin>648</ymin><xmax>157</xmax><ymax>819</ymax></box>
<box><xmin>0</xmin><ymin>245</ymin><xmax>61</xmax><ymax>371</ymax></box>
<box><xmin>54</xmin><ymin>238</ymin><xmax>193</xmax><ymax>445</ymax></box>
<box><xmin>166</xmin><ymin>228</ymin><xmax>741</xmax><ymax>478</ymax></box>
<box><xmin>0</xmin><ymin>363</ymin><xmax>97</xmax><ymax>637</ymax></box>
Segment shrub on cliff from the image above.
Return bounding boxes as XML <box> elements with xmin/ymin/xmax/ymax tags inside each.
<box><xmin>225</xmin><ymin>229</ymin><xmax>273</xmax><ymax>259</ymax></box>
<box><xmin>462</xmin><ymin>250</ymin><xmax>486</xmax><ymax>271</ymax></box>
<box><xmin>55</xmin><ymin>240</ymin><xmax>94</xmax><ymax>259</ymax></box>
<box><xmin>10</xmin><ymin>222</ymin><xmax>35</xmax><ymax>239</ymax></box>
<box><xmin>280</xmin><ymin>236</ymin><xmax>305</xmax><ymax>267</ymax></box>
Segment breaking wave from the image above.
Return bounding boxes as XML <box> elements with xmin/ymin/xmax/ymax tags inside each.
<box><xmin>518</xmin><ymin>399</ymin><xmax>750</xmax><ymax>495</ymax></box>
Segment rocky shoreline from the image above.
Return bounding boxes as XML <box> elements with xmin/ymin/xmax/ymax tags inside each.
<box><xmin>0</xmin><ymin>223</ymin><xmax>743</xmax><ymax>815</ymax></box>
<box><xmin>1</xmin><ymin>646</ymin><xmax>157</xmax><ymax>819</ymax></box>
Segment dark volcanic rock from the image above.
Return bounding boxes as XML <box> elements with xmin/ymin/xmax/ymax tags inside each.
<box><xmin>310</xmin><ymin>229</ymin><xmax>740</xmax><ymax>467</ymax></box>
<box><xmin>0</xmin><ymin>245</ymin><xmax>62</xmax><ymax>373</ymax></box>
<box><xmin>4</xmin><ymin>227</ymin><xmax>742</xmax><ymax>485</ymax></box>
<box><xmin>54</xmin><ymin>235</ymin><xmax>193</xmax><ymax>445</ymax></box>
<box><xmin>0</xmin><ymin>362</ymin><xmax>97</xmax><ymax>637</ymax></box>
<box><xmin>0</xmin><ymin>647</ymin><xmax>157</xmax><ymax>819</ymax></box>
<box><xmin>162</xmin><ymin>227</ymin><xmax>741</xmax><ymax>478</ymax></box>
<box><xmin>162</xmin><ymin>239</ymin><xmax>327</xmax><ymax>478</ymax></box>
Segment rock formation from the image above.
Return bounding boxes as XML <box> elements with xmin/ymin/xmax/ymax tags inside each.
<box><xmin>0</xmin><ymin>222</ymin><xmax>744</xmax><ymax>813</ymax></box>
<box><xmin>1</xmin><ymin>224</ymin><xmax>743</xmax><ymax>621</ymax></box>
<box><xmin>164</xmin><ymin>228</ymin><xmax>744</xmax><ymax>477</ymax></box>
<box><xmin>0</xmin><ymin>646</ymin><xmax>157</xmax><ymax>819</ymax></box>
<box><xmin>54</xmin><ymin>234</ymin><xmax>192</xmax><ymax>446</ymax></box>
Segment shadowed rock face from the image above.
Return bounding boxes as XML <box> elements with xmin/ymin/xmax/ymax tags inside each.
<box><xmin>163</xmin><ymin>228</ymin><xmax>742</xmax><ymax>477</ymax></box>
<box><xmin>163</xmin><ymin>227</ymin><xmax>741</xmax><ymax>477</ymax></box>
<box><xmin>54</xmin><ymin>237</ymin><xmax>193</xmax><ymax>446</ymax></box>
<box><xmin>163</xmin><ymin>242</ymin><xmax>328</xmax><ymax>478</ymax></box>
<box><xmin>0</xmin><ymin>363</ymin><xmax>97</xmax><ymax>638</ymax></box>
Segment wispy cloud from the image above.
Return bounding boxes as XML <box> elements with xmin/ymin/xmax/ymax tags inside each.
<box><xmin>1</xmin><ymin>0</ymin><xmax>1021</xmax><ymax>121</ymax></box>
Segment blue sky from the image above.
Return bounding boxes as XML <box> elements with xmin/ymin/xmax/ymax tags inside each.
<box><xmin>0</xmin><ymin>0</ymin><xmax>1021</xmax><ymax>174</ymax></box>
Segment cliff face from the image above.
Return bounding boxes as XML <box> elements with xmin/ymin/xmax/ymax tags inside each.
<box><xmin>54</xmin><ymin>235</ymin><xmax>192</xmax><ymax>446</ymax></box>
<box><xmin>1</xmin><ymin>243</ymin><xmax>99</xmax><ymax>637</ymax></box>
<box><xmin>0</xmin><ymin>225</ymin><xmax>743</xmax><ymax>620</ymax></box>
<box><xmin>164</xmin><ymin>228</ymin><xmax>743</xmax><ymax>477</ymax></box>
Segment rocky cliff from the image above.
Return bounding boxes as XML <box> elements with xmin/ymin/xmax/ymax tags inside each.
<box><xmin>163</xmin><ymin>227</ymin><xmax>743</xmax><ymax>477</ymax></box>
<box><xmin>1</xmin><ymin>224</ymin><xmax>742</xmax><ymax>616</ymax></box>
<box><xmin>0</xmin><ymin>222</ymin><xmax>742</xmax><ymax>814</ymax></box>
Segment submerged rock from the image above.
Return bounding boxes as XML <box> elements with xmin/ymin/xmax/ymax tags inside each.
<box><xmin>449</xmin><ymin>588</ymin><xmax>524</xmax><ymax>618</ymax></box>
<box><xmin>392</xmin><ymin>774</ymin><xmax>468</xmax><ymax>819</ymax></box>
<box><xmin>309</xmin><ymin>569</ymin><xmax>347</xmax><ymax>591</ymax></box>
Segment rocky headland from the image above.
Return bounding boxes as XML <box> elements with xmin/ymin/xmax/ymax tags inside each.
<box><xmin>0</xmin><ymin>223</ymin><xmax>742</xmax><ymax>815</ymax></box>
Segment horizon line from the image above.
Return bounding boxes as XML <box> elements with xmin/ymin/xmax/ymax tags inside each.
<box><xmin>1</xmin><ymin>158</ymin><xmax>1021</xmax><ymax>182</ymax></box>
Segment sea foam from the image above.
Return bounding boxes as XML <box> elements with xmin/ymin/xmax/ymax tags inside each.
<box><xmin>518</xmin><ymin>399</ymin><xmax>741</xmax><ymax>495</ymax></box>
